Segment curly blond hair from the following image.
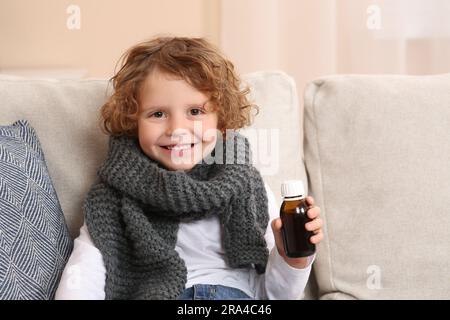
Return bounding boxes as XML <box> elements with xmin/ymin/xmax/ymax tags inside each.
<box><xmin>100</xmin><ymin>37</ymin><xmax>258</xmax><ymax>136</ymax></box>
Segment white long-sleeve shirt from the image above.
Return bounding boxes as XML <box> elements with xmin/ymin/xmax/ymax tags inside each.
<box><xmin>55</xmin><ymin>184</ymin><xmax>314</xmax><ymax>300</ymax></box>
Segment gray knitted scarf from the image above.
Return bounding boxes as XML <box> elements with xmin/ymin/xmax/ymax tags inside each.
<box><xmin>84</xmin><ymin>131</ymin><xmax>269</xmax><ymax>300</ymax></box>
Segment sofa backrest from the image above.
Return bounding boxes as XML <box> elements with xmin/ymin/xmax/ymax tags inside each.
<box><xmin>0</xmin><ymin>71</ymin><xmax>306</xmax><ymax>238</ymax></box>
<box><xmin>303</xmin><ymin>73</ymin><xmax>450</xmax><ymax>299</ymax></box>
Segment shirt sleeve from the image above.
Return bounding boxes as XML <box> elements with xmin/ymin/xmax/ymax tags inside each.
<box><xmin>54</xmin><ymin>222</ymin><xmax>106</xmax><ymax>300</ymax></box>
<box><xmin>253</xmin><ymin>183</ymin><xmax>315</xmax><ymax>300</ymax></box>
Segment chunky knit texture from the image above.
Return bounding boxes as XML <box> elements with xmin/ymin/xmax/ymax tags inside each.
<box><xmin>84</xmin><ymin>131</ymin><xmax>269</xmax><ymax>300</ymax></box>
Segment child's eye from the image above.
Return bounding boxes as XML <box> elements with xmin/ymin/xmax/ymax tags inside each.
<box><xmin>149</xmin><ymin>111</ymin><xmax>165</xmax><ymax>118</ymax></box>
<box><xmin>190</xmin><ymin>108</ymin><xmax>204</xmax><ymax>116</ymax></box>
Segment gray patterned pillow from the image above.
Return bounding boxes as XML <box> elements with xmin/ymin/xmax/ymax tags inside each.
<box><xmin>0</xmin><ymin>120</ymin><xmax>73</xmax><ymax>299</ymax></box>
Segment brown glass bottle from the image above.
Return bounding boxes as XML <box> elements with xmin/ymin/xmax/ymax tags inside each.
<box><xmin>280</xmin><ymin>180</ymin><xmax>315</xmax><ymax>258</ymax></box>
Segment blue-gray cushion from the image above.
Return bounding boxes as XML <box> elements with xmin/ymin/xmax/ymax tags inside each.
<box><xmin>0</xmin><ymin>120</ymin><xmax>73</xmax><ymax>299</ymax></box>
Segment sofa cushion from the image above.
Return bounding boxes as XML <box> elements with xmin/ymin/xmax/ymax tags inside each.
<box><xmin>0</xmin><ymin>120</ymin><xmax>73</xmax><ymax>299</ymax></box>
<box><xmin>303</xmin><ymin>73</ymin><xmax>450</xmax><ymax>299</ymax></box>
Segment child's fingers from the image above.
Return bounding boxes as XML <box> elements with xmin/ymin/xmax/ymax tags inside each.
<box><xmin>271</xmin><ymin>218</ymin><xmax>284</xmax><ymax>247</ymax></box>
<box><xmin>307</xmin><ymin>206</ymin><xmax>321</xmax><ymax>219</ymax></box>
<box><xmin>310</xmin><ymin>231</ymin><xmax>324</xmax><ymax>244</ymax></box>
<box><xmin>306</xmin><ymin>196</ymin><xmax>315</xmax><ymax>206</ymax></box>
<box><xmin>305</xmin><ymin>218</ymin><xmax>323</xmax><ymax>232</ymax></box>
<box><xmin>271</xmin><ymin>218</ymin><xmax>282</xmax><ymax>232</ymax></box>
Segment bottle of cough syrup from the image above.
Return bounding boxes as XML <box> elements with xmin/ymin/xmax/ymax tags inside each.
<box><xmin>280</xmin><ymin>180</ymin><xmax>316</xmax><ymax>257</ymax></box>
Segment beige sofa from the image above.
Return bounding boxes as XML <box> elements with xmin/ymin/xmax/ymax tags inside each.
<box><xmin>1</xmin><ymin>71</ymin><xmax>449</xmax><ymax>299</ymax></box>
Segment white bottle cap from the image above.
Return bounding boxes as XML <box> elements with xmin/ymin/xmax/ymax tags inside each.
<box><xmin>281</xmin><ymin>180</ymin><xmax>305</xmax><ymax>198</ymax></box>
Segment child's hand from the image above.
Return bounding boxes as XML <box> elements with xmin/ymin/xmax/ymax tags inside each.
<box><xmin>271</xmin><ymin>196</ymin><xmax>324</xmax><ymax>269</ymax></box>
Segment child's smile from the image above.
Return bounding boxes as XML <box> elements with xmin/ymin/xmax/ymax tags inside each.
<box><xmin>159</xmin><ymin>142</ymin><xmax>200</xmax><ymax>155</ymax></box>
<box><xmin>138</xmin><ymin>68</ymin><xmax>219</xmax><ymax>171</ymax></box>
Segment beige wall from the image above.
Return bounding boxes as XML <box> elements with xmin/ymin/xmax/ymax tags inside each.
<box><xmin>337</xmin><ymin>0</ymin><xmax>450</xmax><ymax>75</ymax></box>
<box><xmin>221</xmin><ymin>0</ymin><xmax>337</xmax><ymax>78</ymax></box>
<box><xmin>220</xmin><ymin>0</ymin><xmax>450</xmax><ymax>117</ymax></box>
<box><xmin>2</xmin><ymin>0</ymin><xmax>450</xmax><ymax>87</ymax></box>
<box><xmin>220</xmin><ymin>0</ymin><xmax>338</xmax><ymax>135</ymax></box>
<box><xmin>0</xmin><ymin>0</ymin><xmax>220</xmax><ymax>78</ymax></box>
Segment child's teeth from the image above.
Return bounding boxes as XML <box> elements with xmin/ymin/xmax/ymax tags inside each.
<box><xmin>168</xmin><ymin>144</ymin><xmax>192</xmax><ymax>150</ymax></box>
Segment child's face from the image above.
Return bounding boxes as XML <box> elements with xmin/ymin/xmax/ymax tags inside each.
<box><xmin>137</xmin><ymin>68</ymin><xmax>219</xmax><ymax>171</ymax></box>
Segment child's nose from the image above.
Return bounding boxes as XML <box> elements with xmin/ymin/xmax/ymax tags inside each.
<box><xmin>165</xmin><ymin>115</ymin><xmax>191</xmax><ymax>137</ymax></box>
